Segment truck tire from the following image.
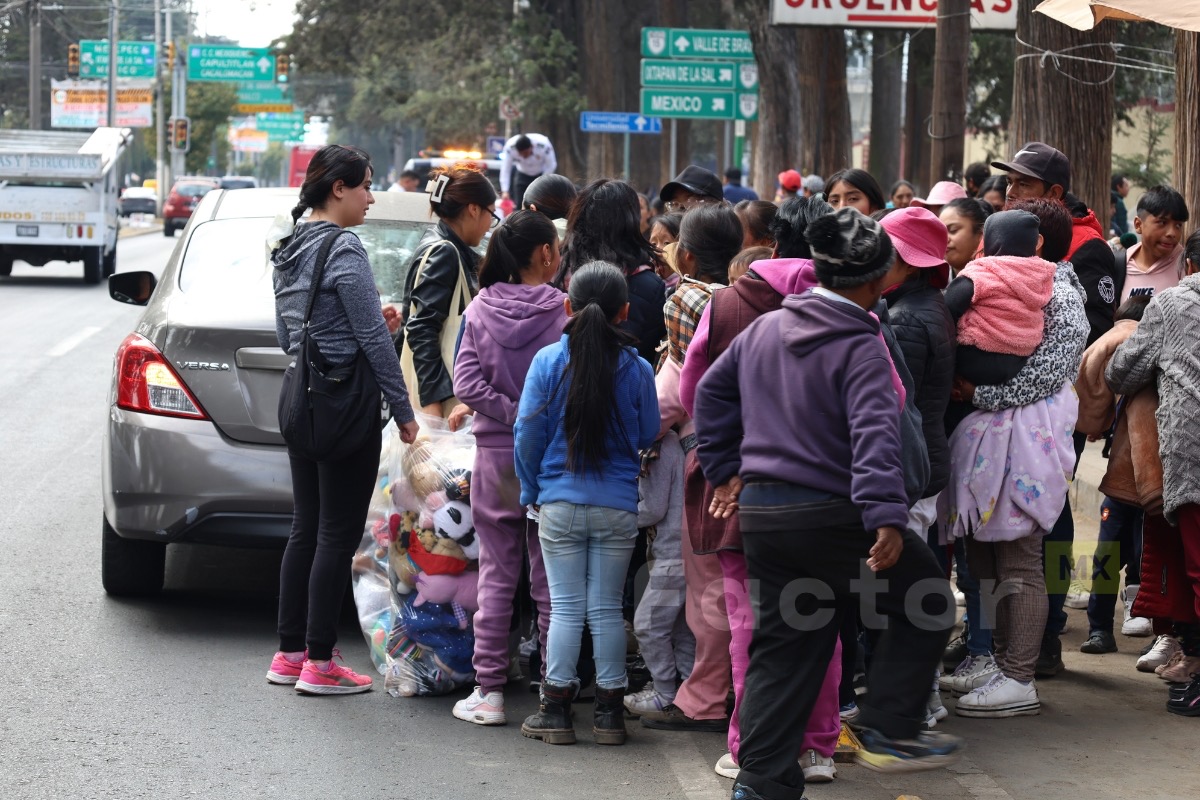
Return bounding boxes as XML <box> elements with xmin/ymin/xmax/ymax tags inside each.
<box><xmin>101</xmin><ymin>515</ymin><xmax>166</xmax><ymax>596</ymax></box>
<box><xmin>0</xmin><ymin>252</ymin><xmax>12</xmax><ymax>277</ymax></box>
<box><xmin>103</xmin><ymin>242</ymin><xmax>117</xmax><ymax>277</ymax></box>
<box><xmin>83</xmin><ymin>246</ymin><xmax>103</xmax><ymax>284</ymax></box>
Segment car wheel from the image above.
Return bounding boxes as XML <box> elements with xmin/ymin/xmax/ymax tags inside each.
<box><xmin>162</xmin><ymin>222</ymin><xmax>175</xmax><ymax>237</ymax></box>
<box><xmin>0</xmin><ymin>252</ymin><xmax>12</xmax><ymax>277</ymax></box>
<box><xmin>103</xmin><ymin>243</ymin><xmax>117</xmax><ymax>277</ymax></box>
<box><xmin>82</xmin><ymin>246</ymin><xmax>103</xmax><ymax>284</ymax></box>
<box><xmin>102</xmin><ymin>515</ymin><xmax>166</xmax><ymax>596</ymax></box>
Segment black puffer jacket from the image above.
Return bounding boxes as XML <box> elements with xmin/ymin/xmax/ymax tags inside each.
<box><xmin>625</xmin><ymin>268</ymin><xmax>667</xmax><ymax>366</ymax></box>
<box><xmin>885</xmin><ymin>277</ymin><xmax>956</xmax><ymax>497</ymax></box>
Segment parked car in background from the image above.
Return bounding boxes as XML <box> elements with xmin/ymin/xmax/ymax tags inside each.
<box><xmin>218</xmin><ymin>175</ymin><xmax>259</xmax><ymax>190</ymax></box>
<box><xmin>102</xmin><ymin>188</ymin><xmax>437</xmax><ymax>596</ymax></box>
<box><xmin>119</xmin><ymin>187</ymin><xmax>158</xmax><ymax>217</ymax></box>
<box><xmin>161</xmin><ymin>177</ymin><xmax>219</xmax><ymax>237</ymax></box>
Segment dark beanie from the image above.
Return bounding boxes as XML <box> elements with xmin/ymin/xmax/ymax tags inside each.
<box><xmin>983</xmin><ymin>209</ymin><xmax>1041</xmax><ymax>258</ymax></box>
<box><xmin>805</xmin><ymin>207</ymin><xmax>895</xmax><ymax>288</ymax></box>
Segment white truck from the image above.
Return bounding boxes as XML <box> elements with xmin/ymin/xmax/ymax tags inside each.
<box><xmin>0</xmin><ymin>127</ymin><xmax>131</xmax><ymax>284</ymax></box>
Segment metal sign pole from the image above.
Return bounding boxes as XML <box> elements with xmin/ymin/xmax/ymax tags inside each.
<box><xmin>622</xmin><ymin>132</ymin><xmax>630</xmax><ymax>180</ymax></box>
<box><xmin>669</xmin><ymin>119</ymin><xmax>677</xmax><ymax>179</ymax></box>
<box><xmin>107</xmin><ymin>0</ymin><xmax>119</xmax><ymax>127</ymax></box>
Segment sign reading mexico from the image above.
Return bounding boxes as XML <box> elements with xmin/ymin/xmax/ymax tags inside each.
<box><xmin>771</xmin><ymin>0</ymin><xmax>1017</xmax><ymax>29</ymax></box>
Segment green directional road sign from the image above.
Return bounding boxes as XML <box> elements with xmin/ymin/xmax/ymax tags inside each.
<box><xmin>79</xmin><ymin>40</ymin><xmax>157</xmax><ymax>79</ymax></box>
<box><xmin>236</xmin><ymin>81</ymin><xmax>292</xmax><ymax>113</ymax></box>
<box><xmin>640</xmin><ymin>88</ymin><xmax>758</xmax><ymax>121</ymax></box>
<box><xmin>641</xmin><ymin>28</ymin><xmax>753</xmax><ymax>60</ymax></box>
<box><xmin>188</xmin><ymin>45</ymin><xmax>275</xmax><ymax>82</ymax></box>
<box><xmin>255</xmin><ymin>112</ymin><xmax>305</xmax><ymax>142</ymax></box>
<box><xmin>641</xmin><ymin>59</ymin><xmax>759</xmax><ymax>91</ymax></box>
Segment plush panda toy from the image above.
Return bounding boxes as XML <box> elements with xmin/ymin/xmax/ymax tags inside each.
<box><xmin>432</xmin><ymin>500</ymin><xmax>478</xmax><ymax>561</ymax></box>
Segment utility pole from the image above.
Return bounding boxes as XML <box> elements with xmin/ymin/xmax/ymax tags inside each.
<box><xmin>106</xmin><ymin>0</ymin><xmax>119</xmax><ymax>127</ymax></box>
<box><xmin>928</xmin><ymin>0</ymin><xmax>970</xmax><ymax>187</ymax></box>
<box><xmin>28</xmin><ymin>0</ymin><xmax>41</xmax><ymax>129</ymax></box>
<box><xmin>154</xmin><ymin>0</ymin><xmax>164</xmax><ymax>210</ymax></box>
<box><xmin>168</xmin><ymin>8</ymin><xmax>186</xmax><ymax>180</ymax></box>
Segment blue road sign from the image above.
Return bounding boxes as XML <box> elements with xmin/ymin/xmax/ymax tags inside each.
<box><xmin>486</xmin><ymin>136</ymin><xmax>506</xmax><ymax>156</ymax></box>
<box><xmin>579</xmin><ymin>111</ymin><xmax>663</xmax><ymax>134</ymax></box>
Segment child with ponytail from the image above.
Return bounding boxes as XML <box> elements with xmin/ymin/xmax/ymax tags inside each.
<box><xmin>449</xmin><ymin>210</ymin><xmax>566</xmax><ymax>725</ymax></box>
<box><xmin>514</xmin><ymin>262</ymin><xmax>659</xmax><ymax>746</ymax></box>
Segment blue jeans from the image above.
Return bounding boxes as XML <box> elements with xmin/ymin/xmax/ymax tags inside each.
<box><xmin>1044</xmin><ymin>432</ymin><xmax>1088</xmax><ymax>639</ymax></box>
<box><xmin>538</xmin><ymin>501</ymin><xmax>638</xmax><ymax>690</ymax></box>
<box><xmin>955</xmin><ymin>537</ymin><xmax>994</xmax><ymax>656</ymax></box>
<box><xmin>1086</xmin><ymin>497</ymin><xmax>1144</xmax><ymax>635</ymax></box>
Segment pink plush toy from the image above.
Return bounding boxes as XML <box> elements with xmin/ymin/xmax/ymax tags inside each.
<box><xmin>413</xmin><ymin>571</ymin><xmax>480</xmax><ymax>629</ymax></box>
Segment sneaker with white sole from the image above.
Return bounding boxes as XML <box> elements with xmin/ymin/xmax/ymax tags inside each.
<box><xmin>714</xmin><ymin>752</ymin><xmax>739</xmax><ymax>779</ymax></box>
<box><xmin>1158</xmin><ymin>654</ymin><xmax>1200</xmax><ymax>684</ymax></box>
<box><xmin>1120</xmin><ymin>584</ymin><xmax>1153</xmax><ymax>637</ymax></box>
<box><xmin>839</xmin><ymin>701</ymin><xmax>860</xmax><ymax>721</ymax></box>
<box><xmin>800</xmin><ymin>749</ymin><xmax>837</xmax><ymax>782</ymax></box>
<box><xmin>1138</xmin><ymin>635</ymin><xmax>1182</xmax><ymax>673</ymax></box>
<box><xmin>266</xmin><ymin>650</ymin><xmax>306</xmax><ymax>685</ymax></box>
<box><xmin>926</xmin><ymin>689</ymin><xmax>949</xmax><ymax>727</ymax></box>
<box><xmin>452</xmin><ymin>686</ymin><xmax>507</xmax><ymax>725</ymax></box>
<box><xmin>623</xmin><ymin>686</ymin><xmax>673</xmax><ymax>717</ymax></box>
<box><xmin>1064</xmin><ymin>579</ymin><xmax>1089</xmax><ymax>609</ymax></box>
<box><xmin>294</xmin><ymin>650</ymin><xmax>373</xmax><ymax>695</ymax></box>
<box><xmin>1155</xmin><ymin>649</ymin><xmax>1186</xmax><ymax>677</ymax></box>
<box><xmin>955</xmin><ymin>673</ymin><xmax>1040</xmax><ymax>718</ymax></box>
<box><xmin>940</xmin><ymin>654</ymin><xmax>1001</xmax><ymax>696</ymax></box>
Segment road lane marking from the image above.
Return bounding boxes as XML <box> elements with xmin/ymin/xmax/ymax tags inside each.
<box><xmin>47</xmin><ymin>326</ymin><xmax>102</xmax><ymax>358</ymax></box>
<box><xmin>949</xmin><ymin>757</ymin><xmax>1017</xmax><ymax>799</ymax></box>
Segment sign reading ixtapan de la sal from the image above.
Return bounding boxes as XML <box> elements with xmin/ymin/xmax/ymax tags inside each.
<box><xmin>770</xmin><ymin>0</ymin><xmax>1018</xmax><ymax>30</ymax></box>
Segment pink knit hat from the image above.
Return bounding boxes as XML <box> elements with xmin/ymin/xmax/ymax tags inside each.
<box><xmin>912</xmin><ymin>180</ymin><xmax>968</xmax><ymax>208</ymax></box>
<box><xmin>879</xmin><ymin>206</ymin><xmax>950</xmax><ymax>289</ymax></box>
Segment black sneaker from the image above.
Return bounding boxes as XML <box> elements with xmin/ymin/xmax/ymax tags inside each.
<box><xmin>1080</xmin><ymin>631</ymin><xmax>1118</xmax><ymax>654</ymax></box>
<box><xmin>1035</xmin><ymin>635</ymin><xmax>1064</xmax><ymax>678</ymax></box>
<box><xmin>943</xmin><ymin>630</ymin><xmax>969</xmax><ymax>669</ymax></box>
<box><xmin>1167</xmin><ymin>675</ymin><xmax>1200</xmax><ymax>716</ymax></box>
<box><xmin>639</xmin><ymin>703</ymin><xmax>729</xmax><ymax>732</ymax></box>
<box><xmin>855</xmin><ymin>727</ymin><xmax>965</xmax><ymax>773</ymax></box>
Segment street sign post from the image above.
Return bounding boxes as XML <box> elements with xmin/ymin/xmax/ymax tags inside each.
<box><xmin>79</xmin><ymin>40</ymin><xmax>157</xmax><ymax>79</ymax></box>
<box><xmin>640</xmin><ymin>89</ymin><xmax>758</xmax><ymax>121</ymax></box>
<box><xmin>640</xmin><ymin>59</ymin><xmax>759</xmax><ymax>91</ymax></box>
<box><xmin>640</xmin><ymin>28</ymin><xmax>753</xmax><ymax>59</ymax></box>
<box><xmin>579</xmin><ymin>111</ymin><xmax>663</xmax><ymax>134</ymax></box>
<box><xmin>187</xmin><ymin>45</ymin><xmax>275</xmax><ymax>82</ymax></box>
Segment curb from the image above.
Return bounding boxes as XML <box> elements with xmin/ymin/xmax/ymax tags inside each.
<box><xmin>119</xmin><ymin>223</ymin><xmax>163</xmax><ymax>239</ymax></box>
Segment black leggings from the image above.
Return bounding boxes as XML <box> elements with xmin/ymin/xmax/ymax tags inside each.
<box><xmin>277</xmin><ymin>427</ymin><xmax>381</xmax><ymax>661</ymax></box>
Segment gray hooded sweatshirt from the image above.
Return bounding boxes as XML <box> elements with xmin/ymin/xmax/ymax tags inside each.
<box><xmin>273</xmin><ymin>220</ymin><xmax>415</xmax><ymax>423</ymax></box>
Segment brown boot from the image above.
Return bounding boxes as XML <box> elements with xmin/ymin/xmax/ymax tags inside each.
<box><xmin>520</xmin><ymin>682</ymin><xmax>576</xmax><ymax>745</ymax></box>
<box><xmin>593</xmin><ymin>686</ymin><xmax>627</xmax><ymax>745</ymax></box>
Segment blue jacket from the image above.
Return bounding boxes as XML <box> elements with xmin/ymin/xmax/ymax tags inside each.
<box><xmin>514</xmin><ymin>335</ymin><xmax>659</xmax><ymax>513</ymax></box>
<box><xmin>723</xmin><ymin>183</ymin><xmax>759</xmax><ymax>203</ymax></box>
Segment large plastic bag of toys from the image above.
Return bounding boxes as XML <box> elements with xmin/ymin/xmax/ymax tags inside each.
<box><xmin>351</xmin><ymin>413</ymin><xmax>478</xmax><ymax>697</ymax></box>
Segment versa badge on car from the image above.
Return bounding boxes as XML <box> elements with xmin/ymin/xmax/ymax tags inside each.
<box><xmin>177</xmin><ymin>361</ymin><xmax>231</xmax><ymax>371</ymax></box>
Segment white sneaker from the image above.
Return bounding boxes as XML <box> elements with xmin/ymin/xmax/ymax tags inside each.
<box><xmin>1064</xmin><ymin>579</ymin><xmax>1090</xmax><ymax>609</ymax></box>
<box><xmin>800</xmin><ymin>749</ymin><xmax>837</xmax><ymax>782</ymax></box>
<box><xmin>714</xmin><ymin>752</ymin><xmax>738</xmax><ymax>779</ymax></box>
<box><xmin>955</xmin><ymin>673</ymin><xmax>1040</xmax><ymax>718</ymax></box>
<box><xmin>623</xmin><ymin>686</ymin><xmax>673</xmax><ymax>716</ymax></box>
<box><xmin>954</xmin><ymin>590</ymin><xmax>966</xmax><ymax>607</ymax></box>
<box><xmin>927</xmin><ymin>688</ymin><xmax>949</xmax><ymax>727</ymax></box>
<box><xmin>1137</xmin><ymin>635</ymin><xmax>1182</xmax><ymax>673</ymax></box>
<box><xmin>452</xmin><ymin>686</ymin><xmax>506</xmax><ymax>725</ymax></box>
<box><xmin>1121</xmin><ymin>584</ymin><xmax>1153</xmax><ymax>637</ymax></box>
<box><xmin>940</xmin><ymin>654</ymin><xmax>1001</xmax><ymax>696</ymax></box>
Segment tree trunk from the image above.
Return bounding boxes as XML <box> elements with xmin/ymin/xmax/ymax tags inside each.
<box><xmin>1176</xmin><ymin>31</ymin><xmax>1200</xmax><ymax>231</ymax></box>
<box><xmin>1010</xmin><ymin>0</ymin><xmax>1115</xmax><ymax>228</ymax></box>
<box><xmin>928</xmin><ymin>0</ymin><xmax>970</xmax><ymax>187</ymax></box>
<box><xmin>904</xmin><ymin>31</ymin><xmax>935</xmax><ymax>194</ymax></box>
<box><xmin>743</xmin><ymin>4</ymin><xmax>803</xmax><ymax>200</ymax></box>
<box><xmin>869</xmin><ymin>30</ymin><xmax>904</xmax><ymax>190</ymax></box>
<box><xmin>799</xmin><ymin>27</ymin><xmax>851</xmax><ymax>177</ymax></box>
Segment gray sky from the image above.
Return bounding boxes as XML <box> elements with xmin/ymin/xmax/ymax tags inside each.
<box><xmin>194</xmin><ymin>0</ymin><xmax>296</xmax><ymax>47</ymax></box>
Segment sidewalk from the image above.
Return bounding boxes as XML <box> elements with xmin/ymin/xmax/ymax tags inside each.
<box><xmin>119</xmin><ymin>219</ymin><xmax>163</xmax><ymax>238</ymax></box>
<box><xmin>1069</xmin><ymin>439</ymin><xmax>1107</xmax><ymax>534</ymax></box>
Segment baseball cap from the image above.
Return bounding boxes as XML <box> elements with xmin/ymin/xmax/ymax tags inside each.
<box><xmin>879</xmin><ymin>206</ymin><xmax>950</xmax><ymax>288</ymax></box>
<box><xmin>778</xmin><ymin>169</ymin><xmax>803</xmax><ymax>193</ymax></box>
<box><xmin>991</xmin><ymin>142</ymin><xmax>1071</xmax><ymax>193</ymax></box>
<box><xmin>661</xmin><ymin>165</ymin><xmax>724</xmax><ymax>204</ymax></box>
<box><xmin>911</xmin><ymin>181</ymin><xmax>968</xmax><ymax>209</ymax></box>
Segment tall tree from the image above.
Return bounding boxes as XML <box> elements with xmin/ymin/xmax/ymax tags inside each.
<box><xmin>929</xmin><ymin>0</ymin><xmax>970</xmax><ymax>187</ymax></box>
<box><xmin>1010</xmin><ymin>0</ymin><xmax>1115</xmax><ymax>226</ymax></box>
<box><xmin>799</xmin><ymin>28</ymin><xmax>852</xmax><ymax>177</ymax></box>
<box><xmin>904</xmin><ymin>30</ymin><xmax>935</xmax><ymax>192</ymax></box>
<box><xmin>738</xmin><ymin>1</ymin><xmax>802</xmax><ymax>199</ymax></box>
<box><xmin>869</xmin><ymin>30</ymin><xmax>904</xmax><ymax>190</ymax></box>
<box><xmin>1176</xmin><ymin>31</ymin><xmax>1200</xmax><ymax>228</ymax></box>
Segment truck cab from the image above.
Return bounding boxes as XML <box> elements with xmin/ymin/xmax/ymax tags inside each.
<box><xmin>0</xmin><ymin>127</ymin><xmax>131</xmax><ymax>284</ymax></box>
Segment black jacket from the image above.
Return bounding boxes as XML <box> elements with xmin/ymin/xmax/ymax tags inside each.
<box><xmin>885</xmin><ymin>278</ymin><xmax>955</xmax><ymax>497</ymax></box>
<box><xmin>875</xmin><ymin>301</ymin><xmax>932</xmax><ymax>506</ymax></box>
<box><xmin>625</xmin><ymin>268</ymin><xmax>667</xmax><ymax>366</ymax></box>
<box><xmin>400</xmin><ymin>221</ymin><xmax>480</xmax><ymax>407</ymax></box>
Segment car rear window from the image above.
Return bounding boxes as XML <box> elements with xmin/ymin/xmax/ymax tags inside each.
<box><xmin>176</xmin><ymin>183</ymin><xmax>215</xmax><ymax>198</ymax></box>
<box><xmin>178</xmin><ymin>217</ymin><xmax>434</xmax><ymax>302</ymax></box>
<box><xmin>220</xmin><ymin>179</ymin><xmax>256</xmax><ymax>190</ymax></box>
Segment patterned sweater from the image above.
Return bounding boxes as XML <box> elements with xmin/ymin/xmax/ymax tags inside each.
<box><xmin>973</xmin><ymin>261</ymin><xmax>1088</xmax><ymax>411</ymax></box>
<box><xmin>1106</xmin><ymin>274</ymin><xmax>1200</xmax><ymax>522</ymax></box>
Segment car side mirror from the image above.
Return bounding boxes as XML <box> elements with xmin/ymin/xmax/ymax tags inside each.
<box><xmin>109</xmin><ymin>270</ymin><xmax>157</xmax><ymax>306</ymax></box>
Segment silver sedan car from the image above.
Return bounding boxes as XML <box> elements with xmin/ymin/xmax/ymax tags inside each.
<box><xmin>102</xmin><ymin>187</ymin><xmax>436</xmax><ymax>596</ymax></box>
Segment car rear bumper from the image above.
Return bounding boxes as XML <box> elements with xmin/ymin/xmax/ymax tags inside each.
<box><xmin>102</xmin><ymin>406</ymin><xmax>295</xmax><ymax>548</ymax></box>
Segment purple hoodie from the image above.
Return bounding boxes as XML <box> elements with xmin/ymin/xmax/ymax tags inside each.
<box><xmin>694</xmin><ymin>292</ymin><xmax>908</xmax><ymax>532</ymax></box>
<box><xmin>453</xmin><ymin>282</ymin><xmax>567</xmax><ymax>448</ymax></box>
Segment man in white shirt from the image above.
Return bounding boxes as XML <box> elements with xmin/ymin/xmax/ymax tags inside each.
<box><xmin>499</xmin><ymin>133</ymin><xmax>557</xmax><ymax>208</ymax></box>
<box><xmin>388</xmin><ymin>169</ymin><xmax>420</xmax><ymax>193</ymax></box>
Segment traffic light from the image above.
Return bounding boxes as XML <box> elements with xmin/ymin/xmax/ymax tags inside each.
<box><xmin>166</xmin><ymin>41</ymin><xmax>175</xmax><ymax>68</ymax></box>
<box><xmin>275</xmin><ymin>54</ymin><xmax>289</xmax><ymax>83</ymax></box>
<box><xmin>171</xmin><ymin>117</ymin><xmax>190</xmax><ymax>153</ymax></box>
<box><xmin>67</xmin><ymin>43</ymin><xmax>80</xmax><ymax>78</ymax></box>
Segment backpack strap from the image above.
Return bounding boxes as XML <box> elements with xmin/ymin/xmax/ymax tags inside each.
<box><xmin>302</xmin><ymin>230</ymin><xmax>347</xmax><ymax>326</ymax></box>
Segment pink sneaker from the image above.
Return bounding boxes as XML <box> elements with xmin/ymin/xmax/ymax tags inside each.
<box><xmin>295</xmin><ymin>650</ymin><xmax>373</xmax><ymax>695</ymax></box>
<box><xmin>267</xmin><ymin>651</ymin><xmax>306</xmax><ymax>685</ymax></box>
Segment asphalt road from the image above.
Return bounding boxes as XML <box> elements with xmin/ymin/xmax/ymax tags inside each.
<box><xmin>0</xmin><ymin>230</ymin><xmax>1193</xmax><ymax>800</ymax></box>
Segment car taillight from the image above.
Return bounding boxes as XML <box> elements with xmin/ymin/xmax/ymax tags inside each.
<box><xmin>115</xmin><ymin>333</ymin><xmax>209</xmax><ymax>420</ymax></box>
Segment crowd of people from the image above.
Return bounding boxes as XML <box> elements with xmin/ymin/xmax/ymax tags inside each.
<box><xmin>270</xmin><ymin>140</ymin><xmax>1200</xmax><ymax>800</ymax></box>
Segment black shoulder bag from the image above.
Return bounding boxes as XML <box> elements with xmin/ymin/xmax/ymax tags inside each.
<box><xmin>277</xmin><ymin>230</ymin><xmax>381</xmax><ymax>461</ymax></box>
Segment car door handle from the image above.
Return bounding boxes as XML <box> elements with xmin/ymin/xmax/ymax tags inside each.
<box><xmin>235</xmin><ymin>348</ymin><xmax>292</xmax><ymax>371</ymax></box>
